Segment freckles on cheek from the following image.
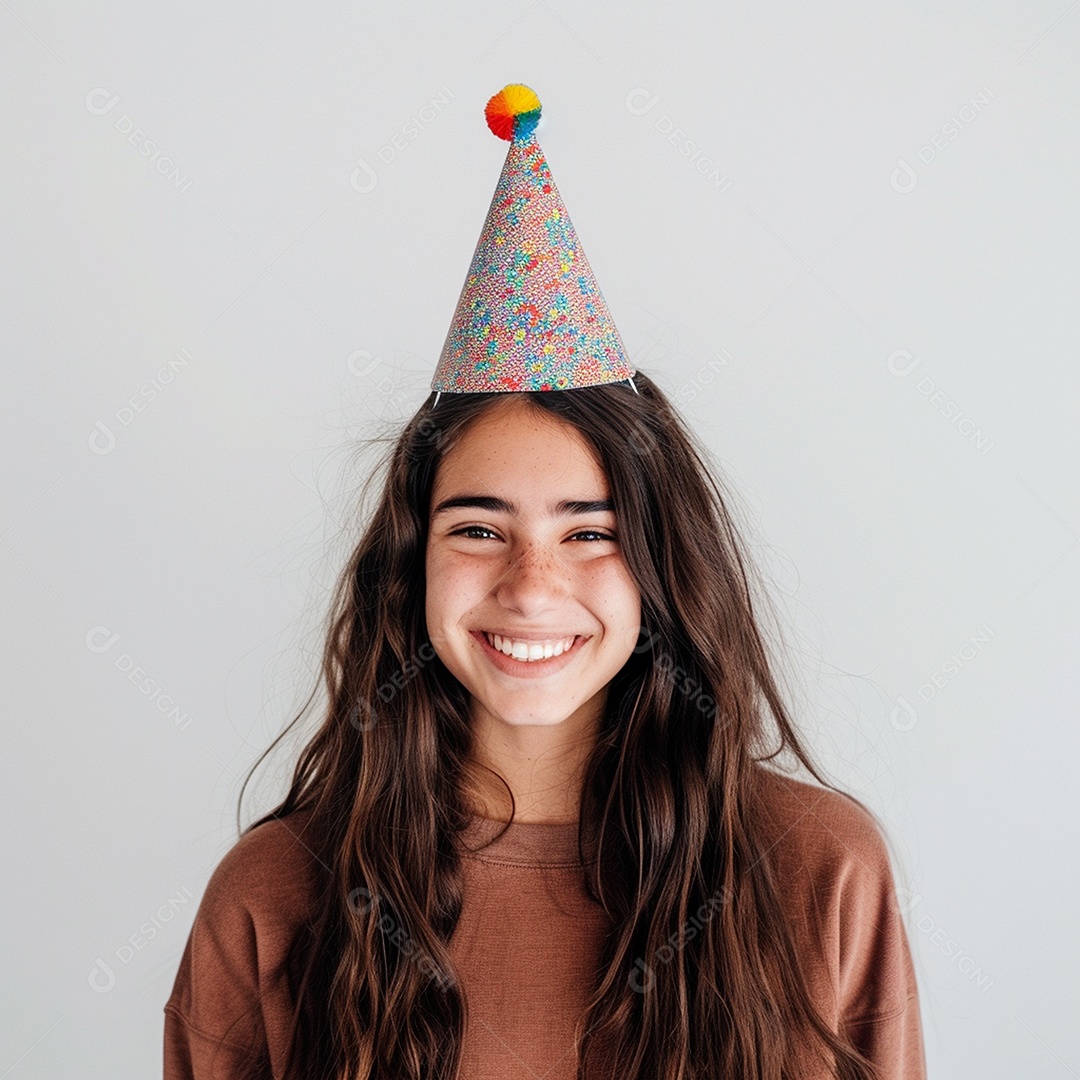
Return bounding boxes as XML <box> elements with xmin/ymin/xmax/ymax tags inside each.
<box><xmin>585</xmin><ymin>560</ymin><xmax>632</xmax><ymax>594</ymax></box>
<box><xmin>429</xmin><ymin>551</ymin><xmax>482</xmax><ymax>606</ymax></box>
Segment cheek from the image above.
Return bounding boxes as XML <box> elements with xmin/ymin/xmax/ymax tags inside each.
<box><xmin>583</xmin><ymin>559</ymin><xmax>641</xmax><ymax>639</ymax></box>
<box><xmin>425</xmin><ymin>549</ymin><xmax>488</xmax><ymax>620</ymax></box>
<box><xmin>424</xmin><ymin>547</ymin><xmax>448</xmax><ymax>629</ymax></box>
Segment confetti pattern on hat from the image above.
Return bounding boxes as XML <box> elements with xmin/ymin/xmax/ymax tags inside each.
<box><xmin>431</xmin><ymin>83</ymin><xmax>635</xmax><ymax>394</ymax></box>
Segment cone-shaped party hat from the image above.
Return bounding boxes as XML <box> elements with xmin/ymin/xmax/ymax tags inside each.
<box><xmin>430</xmin><ymin>84</ymin><xmax>636</xmax><ymax>399</ymax></box>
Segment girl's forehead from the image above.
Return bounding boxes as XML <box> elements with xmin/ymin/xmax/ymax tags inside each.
<box><xmin>435</xmin><ymin>453</ymin><xmax>609</xmax><ymax>501</ymax></box>
<box><xmin>436</xmin><ymin>406</ymin><xmax>605</xmax><ymax>483</ymax></box>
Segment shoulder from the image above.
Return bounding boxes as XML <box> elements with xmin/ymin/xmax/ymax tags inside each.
<box><xmin>748</xmin><ymin>765</ymin><xmax>918</xmax><ymax>1025</ymax></box>
<box><xmin>198</xmin><ymin>808</ymin><xmax>326</xmax><ymax>927</ymax></box>
<box><xmin>749</xmin><ymin>763</ymin><xmax>891</xmax><ymax>881</ymax></box>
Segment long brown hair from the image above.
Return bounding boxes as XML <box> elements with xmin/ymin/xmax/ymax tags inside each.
<box><xmin>240</xmin><ymin>371</ymin><xmax>881</xmax><ymax>1079</ymax></box>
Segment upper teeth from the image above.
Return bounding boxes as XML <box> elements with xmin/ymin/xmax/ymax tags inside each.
<box><xmin>484</xmin><ymin>632</ymin><xmax>578</xmax><ymax>661</ymax></box>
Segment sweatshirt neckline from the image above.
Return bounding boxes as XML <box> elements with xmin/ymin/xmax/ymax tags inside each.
<box><xmin>457</xmin><ymin>813</ymin><xmax>585</xmax><ymax>867</ymax></box>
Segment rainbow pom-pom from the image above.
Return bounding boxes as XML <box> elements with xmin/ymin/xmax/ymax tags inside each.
<box><xmin>484</xmin><ymin>83</ymin><xmax>542</xmax><ymax>142</ymax></box>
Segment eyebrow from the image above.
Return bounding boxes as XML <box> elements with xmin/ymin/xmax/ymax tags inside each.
<box><xmin>431</xmin><ymin>495</ymin><xmax>615</xmax><ymax>518</ymax></box>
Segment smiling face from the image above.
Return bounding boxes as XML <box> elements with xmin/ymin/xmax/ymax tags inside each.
<box><xmin>425</xmin><ymin>395</ymin><xmax>642</xmax><ymax>734</ymax></box>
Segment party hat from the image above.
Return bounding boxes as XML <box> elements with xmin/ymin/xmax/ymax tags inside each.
<box><xmin>430</xmin><ymin>84</ymin><xmax>637</xmax><ymax>401</ymax></box>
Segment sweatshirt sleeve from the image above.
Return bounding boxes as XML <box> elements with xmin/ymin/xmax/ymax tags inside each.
<box><xmin>163</xmin><ymin>911</ymin><xmax>269</xmax><ymax>1079</ymax></box>
<box><xmin>163</xmin><ymin>818</ymin><xmax>312</xmax><ymax>1080</ymax></box>
<box><xmin>756</xmin><ymin>770</ymin><xmax>928</xmax><ymax>1080</ymax></box>
<box><xmin>831</xmin><ymin>804</ymin><xmax>927</xmax><ymax>1080</ymax></box>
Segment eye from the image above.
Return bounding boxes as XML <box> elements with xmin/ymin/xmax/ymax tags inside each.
<box><xmin>447</xmin><ymin>526</ymin><xmax>617</xmax><ymax>543</ymax></box>
<box><xmin>451</xmin><ymin>525</ymin><xmax>499</xmax><ymax>540</ymax></box>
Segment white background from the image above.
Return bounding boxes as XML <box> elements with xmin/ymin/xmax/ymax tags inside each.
<box><xmin>2</xmin><ymin>1</ymin><xmax>1077</xmax><ymax>1076</ymax></box>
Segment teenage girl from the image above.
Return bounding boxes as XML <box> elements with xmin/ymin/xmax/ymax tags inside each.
<box><xmin>164</xmin><ymin>379</ymin><xmax>925</xmax><ymax>1079</ymax></box>
<box><xmin>164</xmin><ymin>82</ymin><xmax>925</xmax><ymax>1080</ymax></box>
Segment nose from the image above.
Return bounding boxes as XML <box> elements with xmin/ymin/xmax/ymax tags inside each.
<box><xmin>493</xmin><ymin>541</ymin><xmax>569</xmax><ymax>613</ymax></box>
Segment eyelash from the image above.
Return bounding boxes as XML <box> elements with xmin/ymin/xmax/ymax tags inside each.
<box><xmin>449</xmin><ymin>526</ymin><xmax>617</xmax><ymax>543</ymax></box>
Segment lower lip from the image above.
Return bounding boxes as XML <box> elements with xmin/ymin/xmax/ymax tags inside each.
<box><xmin>471</xmin><ymin>631</ymin><xmax>589</xmax><ymax>679</ymax></box>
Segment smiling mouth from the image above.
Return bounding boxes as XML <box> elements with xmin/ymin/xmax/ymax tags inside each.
<box><xmin>478</xmin><ymin>631</ymin><xmax>585</xmax><ymax>663</ymax></box>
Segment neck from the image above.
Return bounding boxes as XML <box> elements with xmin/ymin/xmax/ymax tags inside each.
<box><xmin>464</xmin><ymin>696</ymin><xmax>603</xmax><ymax>824</ymax></box>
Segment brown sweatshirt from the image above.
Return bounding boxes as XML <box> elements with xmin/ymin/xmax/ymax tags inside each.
<box><xmin>163</xmin><ymin>767</ymin><xmax>926</xmax><ymax>1078</ymax></box>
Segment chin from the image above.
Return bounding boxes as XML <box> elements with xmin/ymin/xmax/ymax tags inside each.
<box><xmin>471</xmin><ymin>694</ymin><xmax>580</xmax><ymax>728</ymax></box>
